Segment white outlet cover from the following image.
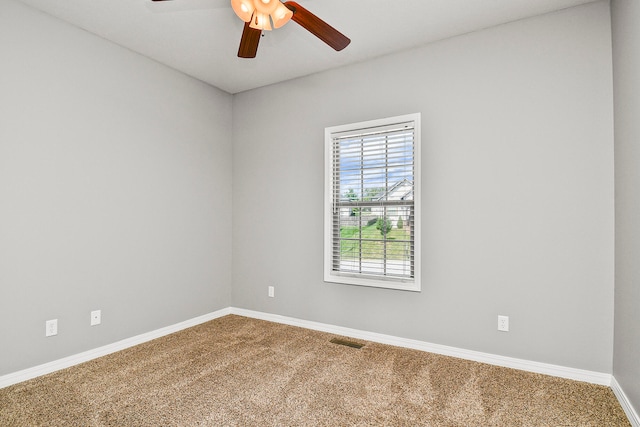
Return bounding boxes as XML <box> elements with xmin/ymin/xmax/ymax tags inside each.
<box><xmin>46</xmin><ymin>319</ymin><xmax>58</xmax><ymax>337</ymax></box>
<box><xmin>498</xmin><ymin>315</ymin><xmax>509</xmax><ymax>332</ymax></box>
<box><xmin>268</xmin><ymin>286</ymin><xmax>275</xmax><ymax>298</ymax></box>
<box><xmin>91</xmin><ymin>310</ymin><xmax>101</xmax><ymax>326</ymax></box>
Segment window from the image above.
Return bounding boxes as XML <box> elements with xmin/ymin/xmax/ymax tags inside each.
<box><xmin>324</xmin><ymin>113</ymin><xmax>421</xmax><ymax>291</ymax></box>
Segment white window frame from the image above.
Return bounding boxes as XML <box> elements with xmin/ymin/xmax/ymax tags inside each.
<box><xmin>324</xmin><ymin>113</ymin><xmax>421</xmax><ymax>292</ymax></box>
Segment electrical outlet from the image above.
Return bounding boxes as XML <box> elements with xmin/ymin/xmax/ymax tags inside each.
<box><xmin>91</xmin><ymin>310</ymin><xmax>101</xmax><ymax>326</ymax></box>
<box><xmin>45</xmin><ymin>319</ymin><xmax>58</xmax><ymax>337</ymax></box>
<box><xmin>498</xmin><ymin>315</ymin><xmax>509</xmax><ymax>332</ymax></box>
<box><xmin>268</xmin><ymin>286</ymin><xmax>275</xmax><ymax>298</ymax></box>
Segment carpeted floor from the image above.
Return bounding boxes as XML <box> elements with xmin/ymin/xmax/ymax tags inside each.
<box><xmin>0</xmin><ymin>315</ymin><xmax>631</xmax><ymax>426</ymax></box>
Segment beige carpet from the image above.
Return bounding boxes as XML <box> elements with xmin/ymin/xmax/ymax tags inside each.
<box><xmin>0</xmin><ymin>315</ymin><xmax>631</xmax><ymax>426</ymax></box>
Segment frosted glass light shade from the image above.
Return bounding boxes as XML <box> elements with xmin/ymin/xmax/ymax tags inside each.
<box><xmin>231</xmin><ymin>0</ymin><xmax>254</xmax><ymax>22</ymax></box>
<box><xmin>271</xmin><ymin>2</ymin><xmax>293</xmax><ymax>28</ymax></box>
<box><xmin>253</xmin><ymin>0</ymin><xmax>279</xmax><ymax>15</ymax></box>
<box><xmin>249</xmin><ymin>11</ymin><xmax>272</xmax><ymax>30</ymax></box>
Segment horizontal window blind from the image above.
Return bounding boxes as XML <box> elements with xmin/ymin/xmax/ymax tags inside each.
<box><xmin>330</xmin><ymin>120</ymin><xmax>415</xmax><ymax>282</ymax></box>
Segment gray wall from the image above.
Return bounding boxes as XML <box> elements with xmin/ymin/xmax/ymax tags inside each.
<box><xmin>612</xmin><ymin>0</ymin><xmax>640</xmax><ymax>415</ymax></box>
<box><xmin>0</xmin><ymin>0</ymin><xmax>233</xmax><ymax>375</ymax></box>
<box><xmin>0</xmin><ymin>0</ymin><xmax>621</xmax><ymax>382</ymax></box>
<box><xmin>232</xmin><ymin>2</ymin><xmax>615</xmax><ymax>373</ymax></box>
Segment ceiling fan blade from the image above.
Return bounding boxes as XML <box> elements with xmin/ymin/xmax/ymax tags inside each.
<box><xmin>283</xmin><ymin>1</ymin><xmax>350</xmax><ymax>51</ymax></box>
<box><xmin>238</xmin><ymin>22</ymin><xmax>262</xmax><ymax>58</ymax></box>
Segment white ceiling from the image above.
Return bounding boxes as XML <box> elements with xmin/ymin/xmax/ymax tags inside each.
<box><xmin>16</xmin><ymin>0</ymin><xmax>598</xmax><ymax>94</ymax></box>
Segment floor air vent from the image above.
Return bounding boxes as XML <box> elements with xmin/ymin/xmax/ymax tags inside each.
<box><xmin>330</xmin><ymin>338</ymin><xmax>364</xmax><ymax>349</ymax></box>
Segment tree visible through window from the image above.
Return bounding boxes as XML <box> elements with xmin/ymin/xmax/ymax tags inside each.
<box><xmin>324</xmin><ymin>114</ymin><xmax>421</xmax><ymax>291</ymax></box>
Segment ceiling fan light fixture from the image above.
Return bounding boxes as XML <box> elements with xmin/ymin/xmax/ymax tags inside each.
<box><xmin>231</xmin><ymin>0</ymin><xmax>254</xmax><ymax>22</ymax></box>
<box><xmin>232</xmin><ymin>0</ymin><xmax>291</xmax><ymax>31</ymax></box>
<box><xmin>271</xmin><ymin>2</ymin><xmax>293</xmax><ymax>29</ymax></box>
<box><xmin>236</xmin><ymin>0</ymin><xmax>350</xmax><ymax>58</ymax></box>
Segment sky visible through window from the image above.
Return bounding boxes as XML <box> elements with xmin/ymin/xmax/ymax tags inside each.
<box><xmin>337</xmin><ymin>128</ymin><xmax>414</xmax><ymax>202</ymax></box>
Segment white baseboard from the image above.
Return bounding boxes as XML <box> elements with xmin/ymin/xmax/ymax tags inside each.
<box><xmin>230</xmin><ymin>307</ymin><xmax>612</xmax><ymax>386</ymax></box>
<box><xmin>2</xmin><ymin>305</ymin><xmax>630</xmax><ymax>425</ymax></box>
<box><xmin>612</xmin><ymin>376</ymin><xmax>640</xmax><ymax>427</ymax></box>
<box><xmin>0</xmin><ymin>308</ymin><xmax>231</xmax><ymax>389</ymax></box>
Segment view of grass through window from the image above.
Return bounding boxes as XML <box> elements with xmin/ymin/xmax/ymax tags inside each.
<box><xmin>340</xmin><ymin>221</ymin><xmax>411</xmax><ymax>261</ymax></box>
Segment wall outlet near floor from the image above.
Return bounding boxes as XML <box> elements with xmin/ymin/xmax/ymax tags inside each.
<box><xmin>45</xmin><ymin>319</ymin><xmax>58</xmax><ymax>337</ymax></box>
<box><xmin>268</xmin><ymin>286</ymin><xmax>275</xmax><ymax>298</ymax></box>
<box><xmin>91</xmin><ymin>310</ymin><xmax>101</xmax><ymax>326</ymax></box>
<box><xmin>498</xmin><ymin>315</ymin><xmax>509</xmax><ymax>332</ymax></box>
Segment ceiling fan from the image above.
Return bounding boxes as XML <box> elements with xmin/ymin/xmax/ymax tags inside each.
<box><xmin>151</xmin><ymin>0</ymin><xmax>350</xmax><ymax>58</ymax></box>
